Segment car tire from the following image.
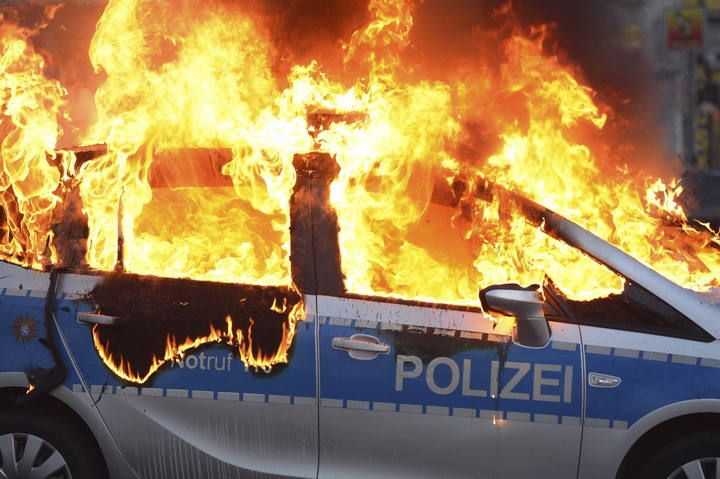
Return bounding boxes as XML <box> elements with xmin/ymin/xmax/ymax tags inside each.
<box><xmin>0</xmin><ymin>402</ymin><xmax>108</xmax><ymax>479</ymax></box>
<box><xmin>636</xmin><ymin>430</ymin><xmax>720</xmax><ymax>479</ymax></box>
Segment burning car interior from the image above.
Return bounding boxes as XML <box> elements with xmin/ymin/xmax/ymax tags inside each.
<box><xmin>0</xmin><ymin>0</ymin><xmax>717</xmax><ymax>389</ymax></box>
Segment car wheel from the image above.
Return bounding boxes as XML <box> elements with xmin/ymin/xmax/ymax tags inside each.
<box><xmin>0</xmin><ymin>405</ymin><xmax>108</xmax><ymax>479</ymax></box>
<box><xmin>636</xmin><ymin>430</ymin><xmax>720</xmax><ymax>479</ymax></box>
<box><xmin>0</xmin><ymin>432</ymin><xmax>71</xmax><ymax>479</ymax></box>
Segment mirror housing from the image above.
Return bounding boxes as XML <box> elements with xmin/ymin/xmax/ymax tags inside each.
<box><xmin>479</xmin><ymin>284</ymin><xmax>550</xmax><ymax>348</ymax></box>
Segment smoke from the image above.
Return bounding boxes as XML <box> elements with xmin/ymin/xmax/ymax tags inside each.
<box><xmin>410</xmin><ymin>1</ymin><xmax>654</xmax><ymax>99</ymax></box>
<box><xmin>256</xmin><ymin>0</ymin><xmax>367</xmax><ymax>76</ymax></box>
<box><xmin>248</xmin><ymin>0</ymin><xmax>659</xmax><ymax>119</ymax></box>
<box><xmin>408</xmin><ymin>0</ymin><xmax>669</xmax><ymax>174</ymax></box>
<box><xmin>250</xmin><ymin>0</ymin><xmax>670</xmax><ymax>174</ymax></box>
<box><xmin>506</xmin><ymin>0</ymin><xmax>671</xmax><ymax>174</ymax></box>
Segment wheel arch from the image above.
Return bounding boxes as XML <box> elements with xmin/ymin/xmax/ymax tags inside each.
<box><xmin>0</xmin><ymin>373</ymin><xmax>137</xmax><ymax>479</ymax></box>
<box><xmin>617</xmin><ymin>412</ymin><xmax>720</xmax><ymax>479</ymax></box>
<box><xmin>0</xmin><ymin>385</ymin><xmax>109</xmax><ymax>468</ymax></box>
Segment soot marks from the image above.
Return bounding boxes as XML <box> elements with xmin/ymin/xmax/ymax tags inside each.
<box><xmin>88</xmin><ymin>274</ymin><xmax>302</xmax><ymax>384</ymax></box>
<box><xmin>378</xmin><ymin>327</ymin><xmax>503</xmax><ymax>363</ymax></box>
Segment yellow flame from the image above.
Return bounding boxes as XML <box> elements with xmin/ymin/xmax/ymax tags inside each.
<box><xmin>79</xmin><ymin>0</ymin><xmax>303</xmax><ymax>285</ymax></box>
<box><xmin>0</xmin><ymin>0</ymin><xmax>716</xmax><ymax>312</ymax></box>
<box><xmin>0</xmin><ymin>17</ymin><xmax>65</xmax><ymax>268</ymax></box>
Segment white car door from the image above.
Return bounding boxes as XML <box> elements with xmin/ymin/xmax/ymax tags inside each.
<box><xmin>55</xmin><ymin>272</ymin><xmax>318</xmax><ymax>479</ymax></box>
<box><xmin>316</xmin><ymin>293</ymin><xmax>583</xmax><ymax>478</ymax></box>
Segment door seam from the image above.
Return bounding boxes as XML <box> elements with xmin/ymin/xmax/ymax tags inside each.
<box><xmin>52</xmin><ymin>273</ymin><xmax>142</xmax><ymax>479</ymax></box>
<box><xmin>575</xmin><ymin>325</ymin><xmax>587</xmax><ymax>479</ymax></box>
<box><xmin>309</xmin><ymin>174</ymin><xmax>322</xmax><ymax>479</ymax></box>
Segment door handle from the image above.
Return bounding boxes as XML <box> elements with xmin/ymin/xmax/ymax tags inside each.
<box><xmin>332</xmin><ymin>334</ymin><xmax>390</xmax><ymax>360</ymax></box>
<box><xmin>588</xmin><ymin>372</ymin><xmax>621</xmax><ymax>388</ymax></box>
<box><xmin>77</xmin><ymin>312</ymin><xmax>125</xmax><ymax>326</ymax></box>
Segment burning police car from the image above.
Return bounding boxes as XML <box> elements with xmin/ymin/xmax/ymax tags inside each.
<box><xmin>0</xmin><ymin>147</ymin><xmax>719</xmax><ymax>479</ymax></box>
<box><xmin>1</xmin><ymin>0</ymin><xmax>720</xmax><ymax>478</ymax></box>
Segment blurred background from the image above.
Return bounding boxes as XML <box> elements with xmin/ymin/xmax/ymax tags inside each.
<box><xmin>586</xmin><ymin>0</ymin><xmax>720</xmax><ymax>229</ymax></box>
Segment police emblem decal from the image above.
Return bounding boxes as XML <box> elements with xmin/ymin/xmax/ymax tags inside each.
<box><xmin>11</xmin><ymin>316</ymin><xmax>39</xmax><ymax>343</ymax></box>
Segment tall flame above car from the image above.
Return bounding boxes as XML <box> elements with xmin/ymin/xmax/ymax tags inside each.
<box><xmin>0</xmin><ymin>10</ymin><xmax>66</xmax><ymax>269</ymax></box>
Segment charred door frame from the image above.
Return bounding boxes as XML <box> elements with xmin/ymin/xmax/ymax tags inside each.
<box><xmin>289</xmin><ymin>152</ymin><xmax>492</xmax><ymax>315</ymax></box>
<box><xmin>58</xmin><ymin>145</ymin><xmax>346</xmax><ymax>298</ymax></box>
<box><xmin>290</xmin><ymin>152</ymin><xmax>344</xmax><ymax>296</ymax></box>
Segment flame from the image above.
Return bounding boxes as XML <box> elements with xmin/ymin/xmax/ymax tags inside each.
<box><xmin>0</xmin><ymin>14</ymin><xmax>66</xmax><ymax>268</ymax></box>
<box><xmin>314</xmin><ymin>6</ymin><xmax>720</xmax><ymax>302</ymax></box>
<box><xmin>91</xmin><ymin>319</ymin><xmax>233</xmax><ymax>384</ymax></box>
<box><xmin>450</xmin><ymin>32</ymin><xmax>720</xmax><ymax>300</ymax></box>
<box><xmin>77</xmin><ymin>0</ymin><xmax>302</xmax><ymax>285</ymax></box>
<box><xmin>0</xmin><ymin>0</ymin><xmax>716</xmax><ymax>317</ymax></box>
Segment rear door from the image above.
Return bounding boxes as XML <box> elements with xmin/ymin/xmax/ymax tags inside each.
<box><xmin>55</xmin><ymin>272</ymin><xmax>318</xmax><ymax>479</ymax></box>
<box><xmin>316</xmin><ymin>294</ymin><xmax>583</xmax><ymax>479</ymax></box>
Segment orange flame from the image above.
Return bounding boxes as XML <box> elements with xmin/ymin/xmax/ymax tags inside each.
<box><xmin>317</xmin><ymin>6</ymin><xmax>720</xmax><ymax>302</ymax></box>
<box><xmin>76</xmin><ymin>0</ymin><xmax>299</xmax><ymax>285</ymax></box>
<box><xmin>0</xmin><ymin>15</ymin><xmax>65</xmax><ymax>268</ymax></box>
<box><xmin>0</xmin><ymin>0</ymin><xmax>716</xmax><ymax>313</ymax></box>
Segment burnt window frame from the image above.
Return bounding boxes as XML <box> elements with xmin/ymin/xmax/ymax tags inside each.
<box><xmin>543</xmin><ymin>278</ymin><xmax>713</xmax><ymax>342</ymax></box>
<box><xmin>293</xmin><ymin>155</ymin><xmax>714</xmax><ymax>342</ymax></box>
<box><xmin>65</xmin><ymin>144</ymin><xmax>706</xmax><ymax>345</ymax></box>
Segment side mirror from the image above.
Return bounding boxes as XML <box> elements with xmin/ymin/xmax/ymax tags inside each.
<box><xmin>479</xmin><ymin>284</ymin><xmax>551</xmax><ymax>348</ymax></box>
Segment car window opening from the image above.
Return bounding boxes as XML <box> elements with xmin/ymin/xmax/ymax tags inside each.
<box><xmin>544</xmin><ymin>276</ymin><xmax>713</xmax><ymax>341</ymax></box>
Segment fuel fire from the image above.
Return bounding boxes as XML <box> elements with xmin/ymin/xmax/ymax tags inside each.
<box><xmin>0</xmin><ymin>0</ymin><xmax>718</xmax><ymax>383</ymax></box>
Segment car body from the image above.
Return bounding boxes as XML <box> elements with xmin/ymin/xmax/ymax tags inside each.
<box><xmin>1</xmin><ymin>153</ymin><xmax>720</xmax><ymax>479</ymax></box>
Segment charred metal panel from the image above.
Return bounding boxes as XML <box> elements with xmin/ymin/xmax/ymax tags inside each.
<box><xmin>55</xmin><ymin>271</ymin><xmax>319</xmax><ymax>478</ymax></box>
<box><xmin>52</xmin><ymin>188</ymin><xmax>88</xmax><ymax>268</ymax></box>
<box><xmin>290</xmin><ymin>152</ymin><xmax>344</xmax><ymax>295</ymax></box>
<box><xmin>379</xmin><ymin>327</ymin><xmax>509</xmax><ymax>364</ymax></box>
<box><xmin>88</xmin><ymin>274</ymin><xmax>301</xmax><ymax>383</ymax></box>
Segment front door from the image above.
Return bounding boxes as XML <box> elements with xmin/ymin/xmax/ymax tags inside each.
<box><xmin>56</xmin><ymin>271</ymin><xmax>318</xmax><ymax>479</ymax></box>
<box><xmin>317</xmin><ymin>294</ymin><xmax>582</xmax><ymax>478</ymax></box>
